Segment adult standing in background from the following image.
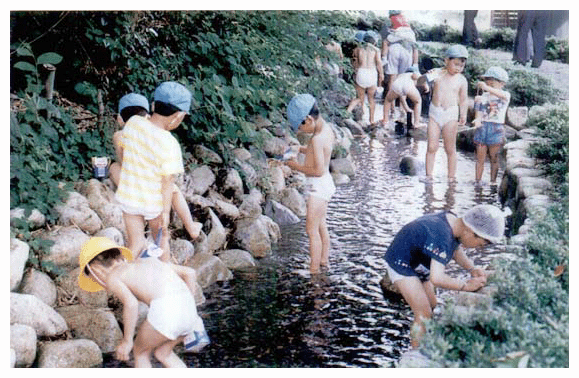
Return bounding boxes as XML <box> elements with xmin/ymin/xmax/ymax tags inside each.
<box><xmin>462</xmin><ymin>10</ymin><xmax>479</xmax><ymax>47</ymax></box>
<box><xmin>513</xmin><ymin>10</ymin><xmax>549</xmax><ymax>68</ymax></box>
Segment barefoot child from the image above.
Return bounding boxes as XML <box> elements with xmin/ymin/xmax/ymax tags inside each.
<box><xmin>425</xmin><ymin>45</ymin><xmax>469</xmax><ymax>180</ymax></box>
<box><xmin>78</xmin><ymin>237</ymin><xmax>209</xmax><ymax>367</ymax></box>
<box><xmin>115</xmin><ymin>82</ymin><xmax>191</xmax><ymax>261</ymax></box>
<box><xmin>110</xmin><ymin>93</ymin><xmax>202</xmax><ymax>243</ymax></box>
<box><xmin>285</xmin><ymin>94</ymin><xmax>336</xmax><ymax>274</ymax></box>
<box><xmin>383</xmin><ymin>204</ymin><xmax>505</xmax><ymax>348</ymax></box>
<box><xmin>472</xmin><ymin>66</ymin><xmax>511</xmax><ymax>185</ymax></box>
<box><xmin>382</xmin><ymin>66</ymin><xmax>425</xmax><ymax>127</ymax></box>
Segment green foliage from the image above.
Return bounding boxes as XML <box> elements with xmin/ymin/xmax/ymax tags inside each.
<box><xmin>411</xmin><ymin>22</ymin><xmax>462</xmax><ymax>44</ymax></box>
<box><xmin>11</xmin><ymin>44</ymin><xmax>110</xmax><ymax>221</ymax></box>
<box><xmin>527</xmin><ymin>103</ymin><xmax>569</xmax><ymax>184</ymax></box>
<box><xmin>505</xmin><ymin>68</ymin><xmax>560</xmax><ymax>107</ymax></box>
<box><xmin>545</xmin><ymin>37</ymin><xmax>569</xmax><ymax>63</ymax></box>
<box><xmin>478</xmin><ymin>27</ymin><xmax>516</xmax><ymax>51</ymax></box>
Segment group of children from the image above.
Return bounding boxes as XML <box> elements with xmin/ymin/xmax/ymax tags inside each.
<box><xmin>77</xmin><ymin>41</ymin><xmax>511</xmax><ymax>366</ymax></box>
<box><xmin>79</xmin><ymin>81</ymin><xmax>208</xmax><ymax>368</ymax></box>
<box><xmin>288</xmin><ymin>42</ymin><xmax>510</xmax><ymax>349</ymax></box>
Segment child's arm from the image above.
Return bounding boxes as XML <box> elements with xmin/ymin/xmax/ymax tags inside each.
<box><xmin>160</xmin><ymin>174</ymin><xmax>176</xmax><ymax>228</ymax></box>
<box><xmin>458</xmin><ymin>76</ymin><xmax>468</xmax><ymax>125</ymax></box>
<box><xmin>400</xmin><ymin>95</ymin><xmax>412</xmax><ymax>113</ymax></box>
<box><xmin>112</xmin><ymin>131</ymin><xmax>124</xmax><ymax>163</ymax></box>
<box><xmin>375</xmin><ymin>48</ymin><xmax>384</xmax><ymax>84</ymax></box>
<box><xmin>107</xmin><ymin>276</ymin><xmax>139</xmax><ymax>361</ymax></box>
<box><xmin>453</xmin><ymin>246</ymin><xmax>487</xmax><ymax>280</ymax></box>
<box><xmin>285</xmin><ymin>138</ymin><xmax>325</xmax><ymax>177</ymax></box>
<box><xmin>169</xmin><ymin>263</ymin><xmax>198</xmax><ymax>298</ymax></box>
<box><xmin>476</xmin><ymin>81</ymin><xmax>509</xmax><ymax>100</ymax></box>
<box><xmin>430</xmin><ymin>260</ymin><xmax>485</xmax><ymax>292</ymax></box>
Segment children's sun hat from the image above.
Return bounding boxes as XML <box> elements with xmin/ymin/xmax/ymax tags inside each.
<box><xmin>287</xmin><ymin>94</ymin><xmax>316</xmax><ymax>131</ymax></box>
<box><xmin>153</xmin><ymin>81</ymin><xmax>192</xmax><ymax>114</ymax></box>
<box><xmin>118</xmin><ymin>93</ymin><xmax>150</xmax><ymax>113</ymax></box>
<box><xmin>445</xmin><ymin>44</ymin><xmax>469</xmax><ymax>59</ymax></box>
<box><xmin>78</xmin><ymin>237</ymin><xmax>133</xmax><ymax>292</ymax></box>
<box><xmin>462</xmin><ymin>204</ymin><xmax>506</xmax><ymax>244</ymax></box>
<box><xmin>389</xmin><ymin>10</ymin><xmax>401</xmax><ymax>16</ymax></box>
<box><xmin>482</xmin><ymin>66</ymin><xmax>509</xmax><ymax>83</ymax></box>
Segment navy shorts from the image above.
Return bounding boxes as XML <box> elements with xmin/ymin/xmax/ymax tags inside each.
<box><xmin>474</xmin><ymin>122</ymin><xmax>505</xmax><ymax>146</ymax></box>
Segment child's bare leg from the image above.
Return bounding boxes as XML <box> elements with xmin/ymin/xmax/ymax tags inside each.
<box><xmin>347</xmin><ymin>84</ymin><xmax>366</xmax><ymax>114</ymax></box>
<box><xmin>123</xmin><ymin>213</ymin><xmax>147</xmax><ymax>257</ymax></box>
<box><xmin>172</xmin><ymin>186</ymin><xmax>202</xmax><ymax>240</ymax></box>
<box><xmin>109</xmin><ymin>162</ymin><xmax>121</xmax><ymax>187</ymax></box>
<box><xmin>488</xmin><ymin>144</ymin><xmax>502</xmax><ymax>183</ymax></box>
<box><xmin>407</xmin><ymin>91</ymin><xmax>422</xmax><ymax>126</ymax></box>
<box><xmin>306</xmin><ymin>196</ymin><xmax>327</xmax><ymax>274</ymax></box>
<box><xmin>441</xmin><ymin>121</ymin><xmax>458</xmax><ymax>179</ymax></box>
<box><xmin>395</xmin><ymin>277</ymin><xmax>434</xmax><ymax>349</ymax></box>
<box><xmin>475</xmin><ymin>144</ymin><xmax>488</xmax><ymax>182</ymax></box>
<box><xmin>149</xmin><ymin>215</ymin><xmax>170</xmax><ymax>262</ymax></box>
<box><xmin>425</xmin><ymin>119</ymin><xmax>441</xmax><ymax>177</ymax></box>
<box><xmin>319</xmin><ymin>211</ymin><xmax>330</xmax><ymax>267</ymax></box>
<box><xmin>153</xmin><ymin>337</ymin><xmax>187</xmax><ymax>368</ymax></box>
<box><xmin>367</xmin><ymin>86</ymin><xmax>377</xmax><ymax>124</ymax></box>
<box><xmin>383</xmin><ymin>90</ymin><xmax>398</xmax><ymax>125</ymax></box>
<box><xmin>132</xmin><ymin>320</ymin><xmax>179</xmax><ymax>368</ymax></box>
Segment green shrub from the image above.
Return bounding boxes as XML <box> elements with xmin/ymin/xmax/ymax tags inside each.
<box><xmin>478</xmin><ymin>27</ymin><xmax>515</xmax><ymax>51</ymax></box>
<box><xmin>411</xmin><ymin>22</ymin><xmax>462</xmax><ymax>44</ymax></box>
<box><xmin>545</xmin><ymin>36</ymin><xmax>569</xmax><ymax>63</ymax></box>
<box><xmin>527</xmin><ymin>103</ymin><xmax>569</xmax><ymax>184</ymax></box>
<box><xmin>506</xmin><ymin>68</ymin><xmax>560</xmax><ymax>107</ymax></box>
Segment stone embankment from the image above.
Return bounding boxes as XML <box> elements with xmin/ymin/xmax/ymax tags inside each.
<box><xmin>10</xmin><ymin>111</ymin><xmax>359</xmax><ymax>368</ymax></box>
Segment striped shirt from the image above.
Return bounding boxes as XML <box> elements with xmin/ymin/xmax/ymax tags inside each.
<box><xmin>115</xmin><ymin>115</ymin><xmax>184</xmax><ymax>218</ymax></box>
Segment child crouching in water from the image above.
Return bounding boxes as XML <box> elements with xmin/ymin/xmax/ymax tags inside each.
<box><xmin>78</xmin><ymin>237</ymin><xmax>209</xmax><ymax>368</ymax></box>
<box><xmin>472</xmin><ymin>66</ymin><xmax>511</xmax><ymax>185</ymax></box>
<box><xmin>382</xmin><ymin>66</ymin><xmax>426</xmax><ymax>128</ymax></box>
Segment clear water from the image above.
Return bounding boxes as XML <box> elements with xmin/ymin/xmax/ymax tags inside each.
<box><xmin>178</xmin><ymin>132</ymin><xmax>510</xmax><ymax>368</ymax></box>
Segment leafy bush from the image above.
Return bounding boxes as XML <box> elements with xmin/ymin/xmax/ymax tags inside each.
<box><xmin>527</xmin><ymin>103</ymin><xmax>569</xmax><ymax>184</ymax></box>
<box><xmin>478</xmin><ymin>27</ymin><xmax>515</xmax><ymax>51</ymax></box>
<box><xmin>545</xmin><ymin>36</ymin><xmax>569</xmax><ymax>63</ymax></box>
<box><xmin>410</xmin><ymin>22</ymin><xmax>462</xmax><ymax>44</ymax></box>
<box><xmin>505</xmin><ymin>68</ymin><xmax>560</xmax><ymax>107</ymax></box>
<box><xmin>10</xmin><ymin>43</ymin><xmax>111</xmax><ymax>221</ymax></box>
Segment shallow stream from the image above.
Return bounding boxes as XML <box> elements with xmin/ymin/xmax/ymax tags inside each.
<box><xmin>180</xmin><ymin>131</ymin><xmax>510</xmax><ymax>368</ymax></box>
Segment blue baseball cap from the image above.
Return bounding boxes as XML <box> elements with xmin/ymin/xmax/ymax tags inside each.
<box><xmin>118</xmin><ymin>93</ymin><xmax>150</xmax><ymax>113</ymax></box>
<box><xmin>287</xmin><ymin>94</ymin><xmax>316</xmax><ymax>130</ymax></box>
<box><xmin>445</xmin><ymin>44</ymin><xmax>469</xmax><ymax>59</ymax></box>
<box><xmin>153</xmin><ymin>81</ymin><xmax>192</xmax><ymax>114</ymax></box>
<box><xmin>482</xmin><ymin>66</ymin><xmax>509</xmax><ymax>83</ymax></box>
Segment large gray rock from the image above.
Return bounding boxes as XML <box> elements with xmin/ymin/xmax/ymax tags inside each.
<box><xmin>341</xmin><ymin>118</ymin><xmax>365</xmax><ymax>136</ymax></box>
<box><xmin>506</xmin><ymin>106</ymin><xmax>529</xmax><ymax>130</ymax></box>
<box><xmin>10</xmin><ymin>238</ymin><xmax>29</xmax><ymax>291</ymax></box>
<box><xmin>19</xmin><ymin>268</ymin><xmax>57</xmax><ymax>307</ymax></box>
<box><xmin>56</xmin><ymin>305</ymin><xmax>122</xmax><ymax>353</ymax></box>
<box><xmin>279</xmin><ymin>187</ymin><xmax>307</xmax><ymax>218</ymax></box>
<box><xmin>10</xmin><ymin>324</ymin><xmax>37</xmax><ymax>367</ymax></box>
<box><xmin>218</xmin><ymin>249</ymin><xmax>257</xmax><ymax>270</ymax></box>
<box><xmin>234</xmin><ymin>159</ymin><xmax>258</xmax><ymax>188</ymax></box>
<box><xmin>193</xmin><ymin>144</ymin><xmax>223</xmax><ymax>165</ymax></box>
<box><xmin>55</xmin><ymin>190</ymin><xmax>103</xmax><ymax>234</ymax></box>
<box><xmin>223</xmin><ymin>167</ymin><xmax>244</xmax><ymax>201</ymax></box>
<box><xmin>55</xmin><ymin>267</ymin><xmax>109</xmax><ymax>308</ymax></box>
<box><xmin>239</xmin><ymin>188</ymin><xmax>264</xmax><ymax>218</ymax></box>
<box><xmin>399</xmin><ymin>155</ymin><xmax>425</xmax><ymax>176</ymax></box>
<box><xmin>188</xmin><ymin>252</ymin><xmax>233</xmax><ymax>288</ymax></box>
<box><xmin>264</xmin><ymin>199</ymin><xmax>300</xmax><ymax>226</ymax></box>
<box><xmin>208</xmin><ymin>190</ymin><xmax>241</xmax><ymax>219</ymax></box>
<box><xmin>516</xmin><ymin>176</ymin><xmax>553</xmax><ymax>201</ymax></box>
<box><xmin>233</xmin><ymin>215</ymin><xmax>281</xmax><ymax>258</ymax></box>
<box><xmin>206</xmin><ymin>208</ymin><xmax>228</xmax><ymax>254</ymax></box>
<box><xmin>40</xmin><ymin>226</ymin><xmax>90</xmax><ymax>270</ymax></box>
<box><xmin>330</xmin><ymin>157</ymin><xmax>356</xmax><ymax>177</ymax></box>
<box><xmin>10</xmin><ymin>293</ymin><xmax>68</xmax><ymax>337</ymax></box>
<box><xmin>95</xmin><ymin>226</ymin><xmax>125</xmax><ymax>247</ymax></box>
<box><xmin>82</xmin><ymin>179</ymin><xmax>125</xmax><ymax>233</ymax></box>
<box><xmin>266</xmin><ymin>164</ymin><xmax>286</xmax><ymax>194</ymax></box>
<box><xmin>170</xmin><ymin>238</ymin><xmax>195</xmax><ymax>265</ymax></box>
<box><xmin>37</xmin><ymin>339</ymin><xmax>103</xmax><ymax>368</ymax></box>
<box><xmin>10</xmin><ymin>207</ymin><xmax>46</xmax><ymax>229</ymax></box>
<box><xmin>184</xmin><ymin>165</ymin><xmax>216</xmax><ymax>197</ymax></box>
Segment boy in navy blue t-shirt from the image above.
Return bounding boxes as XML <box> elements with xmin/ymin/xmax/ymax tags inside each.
<box><xmin>383</xmin><ymin>204</ymin><xmax>505</xmax><ymax>348</ymax></box>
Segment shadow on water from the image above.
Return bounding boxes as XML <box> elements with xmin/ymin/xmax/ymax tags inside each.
<box><xmin>104</xmin><ymin>130</ymin><xmax>511</xmax><ymax>368</ymax></box>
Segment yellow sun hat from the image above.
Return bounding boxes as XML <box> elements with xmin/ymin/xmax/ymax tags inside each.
<box><xmin>78</xmin><ymin>237</ymin><xmax>133</xmax><ymax>292</ymax></box>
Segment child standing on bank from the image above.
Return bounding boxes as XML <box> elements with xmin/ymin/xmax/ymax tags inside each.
<box><xmin>115</xmin><ymin>82</ymin><xmax>191</xmax><ymax>262</ymax></box>
<box><xmin>425</xmin><ymin>45</ymin><xmax>469</xmax><ymax>180</ymax></box>
<box><xmin>78</xmin><ymin>237</ymin><xmax>209</xmax><ymax>368</ymax></box>
<box><xmin>383</xmin><ymin>204</ymin><xmax>505</xmax><ymax>348</ymax></box>
<box><xmin>472</xmin><ymin>66</ymin><xmax>511</xmax><ymax>185</ymax></box>
<box><xmin>110</xmin><ymin>93</ymin><xmax>202</xmax><ymax>243</ymax></box>
<box><xmin>285</xmin><ymin>94</ymin><xmax>336</xmax><ymax>274</ymax></box>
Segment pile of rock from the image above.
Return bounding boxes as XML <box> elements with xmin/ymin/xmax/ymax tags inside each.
<box><xmin>9</xmin><ymin>116</ymin><xmax>357</xmax><ymax>368</ymax></box>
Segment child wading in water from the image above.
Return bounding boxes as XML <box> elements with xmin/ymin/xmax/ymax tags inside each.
<box><xmin>285</xmin><ymin>94</ymin><xmax>336</xmax><ymax>274</ymax></box>
<box><xmin>78</xmin><ymin>237</ymin><xmax>209</xmax><ymax>368</ymax></box>
<box><xmin>472</xmin><ymin>66</ymin><xmax>511</xmax><ymax>185</ymax></box>
<box><xmin>425</xmin><ymin>45</ymin><xmax>469</xmax><ymax>180</ymax></box>
<box><xmin>383</xmin><ymin>205</ymin><xmax>505</xmax><ymax>348</ymax></box>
